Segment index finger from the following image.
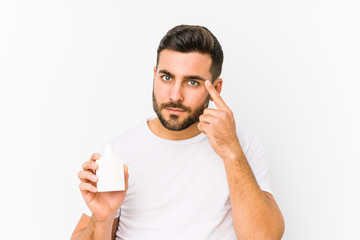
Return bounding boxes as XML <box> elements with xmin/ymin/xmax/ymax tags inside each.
<box><xmin>205</xmin><ymin>80</ymin><xmax>229</xmax><ymax>110</ymax></box>
<box><xmin>91</xmin><ymin>153</ymin><xmax>101</xmax><ymax>161</ymax></box>
<box><xmin>82</xmin><ymin>153</ymin><xmax>101</xmax><ymax>171</ymax></box>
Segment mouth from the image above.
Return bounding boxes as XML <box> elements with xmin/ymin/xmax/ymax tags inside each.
<box><xmin>165</xmin><ymin>108</ymin><xmax>186</xmax><ymax>114</ymax></box>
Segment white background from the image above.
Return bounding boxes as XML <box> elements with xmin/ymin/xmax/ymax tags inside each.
<box><xmin>1</xmin><ymin>0</ymin><xmax>359</xmax><ymax>239</ymax></box>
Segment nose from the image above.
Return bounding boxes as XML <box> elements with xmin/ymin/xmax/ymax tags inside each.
<box><xmin>169</xmin><ymin>82</ymin><xmax>184</xmax><ymax>102</ymax></box>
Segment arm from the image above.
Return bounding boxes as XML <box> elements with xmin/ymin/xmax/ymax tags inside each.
<box><xmin>198</xmin><ymin>80</ymin><xmax>285</xmax><ymax>239</ymax></box>
<box><xmin>71</xmin><ymin>214</ymin><xmax>119</xmax><ymax>240</ymax></box>
<box><xmin>222</xmin><ymin>148</ymin><xmax>284</xmax><ymax>239</ymax></box>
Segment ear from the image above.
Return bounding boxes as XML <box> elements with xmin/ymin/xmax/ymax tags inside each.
<box><xmin>153</xmin><ymin>66</ymin><xmax>157</xmax><ymax>83</ymax></box>
<box><xmin>210</xmin><ymin>78</ymin><xmax>223</xmax><ymax>101</ymax></box>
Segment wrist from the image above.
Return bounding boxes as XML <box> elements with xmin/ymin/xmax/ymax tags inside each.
<box><xmin>92</xmin><ymin>211</ymin><xmax>117</xmax><ymax>223</ymax></box>
<box><xmin>221</xmin><ymin>144</ymin><xmax>244</xmax><ymax>162</ymax></box>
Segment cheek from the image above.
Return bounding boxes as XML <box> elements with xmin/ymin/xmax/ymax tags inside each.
<box><xmin>185</xmin><ymin>88</ymin><xmax>209</xmax><ymax>104</ymax></box>
<box><xmin>153</xmin><ymin>81</ymin><xmax>166</xmax><ymax>100</ymax></box>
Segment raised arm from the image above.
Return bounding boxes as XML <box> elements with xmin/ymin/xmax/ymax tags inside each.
<box><xmin>198</xmin><ymin>80</ymin><xmax>285</xmax><ymax>239</ymax></box>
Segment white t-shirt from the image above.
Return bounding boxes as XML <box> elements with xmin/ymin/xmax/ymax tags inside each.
<box><xmin>83</xmin><ymin>117</ymin><xmax>272</xmax><ymax>240</ymax></box>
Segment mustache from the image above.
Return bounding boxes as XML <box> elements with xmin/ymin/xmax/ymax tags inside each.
<box><xmin>160</xmin><ymin>102</ymin><xmax>191</xmax><ymax>112</ymax></box>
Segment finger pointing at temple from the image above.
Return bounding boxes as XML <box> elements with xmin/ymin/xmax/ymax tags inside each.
<box><xmin>205</xmin><ymin>80</ymin><xmax>229</xmax><ymax>111</ymax></box>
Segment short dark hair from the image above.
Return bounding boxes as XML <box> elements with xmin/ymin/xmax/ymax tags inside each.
<box><xmin>156</xmin><ymin>25</ymin><xmax>224</xmax><ymax>82</ymax></box>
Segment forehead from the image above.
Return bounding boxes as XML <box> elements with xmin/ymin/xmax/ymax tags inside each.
<box><xmin>157</xmin><ymin>49</ymin><xmax>212</xmax><ymax>76</ymax></box>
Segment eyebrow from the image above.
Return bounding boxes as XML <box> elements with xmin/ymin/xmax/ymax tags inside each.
<box><xmin>158</xmin><ymin>69</ymin><xmax>205</xmax><ymax>82</ymax></box>
<box><xmin>159</xmin><ymin>70</ymin><xmax>175</xmax><ymax>79</ymax></box>
<box><xmin>184</xmin><ymin>75</ymin><xmax>205</xmax><ymax>81</ymax></box>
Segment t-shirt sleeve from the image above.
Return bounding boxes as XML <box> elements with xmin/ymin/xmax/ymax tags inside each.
<box><xmin>238</xmin><ymin>128</ymin><xmax>273</xmax><ymax>195</ymax></box>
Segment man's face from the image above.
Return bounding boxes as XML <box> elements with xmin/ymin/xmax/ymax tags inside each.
<box><xmin>152</xmin><ymin>49</ymin><xmax>213</xmax><ymax>131</ymax></box>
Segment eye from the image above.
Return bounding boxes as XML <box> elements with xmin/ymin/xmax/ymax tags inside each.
<box><xmin>188</xmin><ymin>80</ymin><xmax>199</xmax><ymax>86</ymax></box>
<box><xmin>161</xmin><ymin>75</ymin><xmax>171</xmax><ymax>81</ymax></box>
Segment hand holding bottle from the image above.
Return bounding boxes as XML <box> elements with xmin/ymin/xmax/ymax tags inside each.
<box><xmin>78</xmin><ymin>153</ymin><xmax>129</xmax><ymax>221</ymax></box>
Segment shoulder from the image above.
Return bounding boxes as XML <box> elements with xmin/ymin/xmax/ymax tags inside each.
<box><xmin>236</xmin><ymin>126</ymin><xmax>265</xmax><ymax>156</ymax></box>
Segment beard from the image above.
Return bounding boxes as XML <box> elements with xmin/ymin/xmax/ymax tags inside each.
<box><xmin>152</xmin><ymin>90</ymin><xmax>210</xmax><ymax>131</ymax></box>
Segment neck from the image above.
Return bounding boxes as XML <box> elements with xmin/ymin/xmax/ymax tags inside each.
<box><xmin>147</xmin><ymin>117</ymin><xmax>202</xmax><ymax>140</ymax></box>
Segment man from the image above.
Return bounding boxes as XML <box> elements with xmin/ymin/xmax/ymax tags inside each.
<box><xmin>71</xmin><ymin>25</ymin><xmax>285</xmax><ymax>240</ymax></box>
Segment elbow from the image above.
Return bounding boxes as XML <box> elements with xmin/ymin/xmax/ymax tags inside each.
<box><xmin>259</xmin><ymin>213</ymin><xmax>285</xmax><ymax>240</ymax></box>
<box><xmin>277</xmin><ymin>215</ymin><xmax>285</xmax><ymax>239</ymax></box>
<box><xmin>266</xmin><ymin>219</ymin><xmax>285</xmax><ymax>240</ymax></box>
<box><xmin>259</xmin><ymin>211</ymin><xmax>285</xmax><ymax>240</ymax></box>
<box><xmin>235</xmin><ymin>213</ymin><xmax>285</xmax><ymax>240</ymax></box>
<box><xmin>259</xmin><ymin>195</ymin><xmax>286</xmax><ymax>239</ymax></box>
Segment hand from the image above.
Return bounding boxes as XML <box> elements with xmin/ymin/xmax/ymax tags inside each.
<box><xmin>198</xmin><ymin>80</ymin><xmax>242</xmax><ymax>159</ymax></box>
<box><xmin>78</xmin><ymin>153</ymin><xmax>129</xmax><ymax>221</ymax></box>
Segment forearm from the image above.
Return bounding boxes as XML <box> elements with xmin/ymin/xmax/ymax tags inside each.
<box><xmin>72</xmin><ymin>216</ymin><xmax>115</xmax><ymax>240</ymax></box>
<box><xmin>223</xmin><ymin>149</ymin><xmax>284</xmax><ymax>239</ymax></box>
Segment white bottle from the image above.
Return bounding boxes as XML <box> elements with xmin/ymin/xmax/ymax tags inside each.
<box><xmin>96</xmin><ymin>144</ymin><xmax>125</xmax><ymax>192</ymax></box>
